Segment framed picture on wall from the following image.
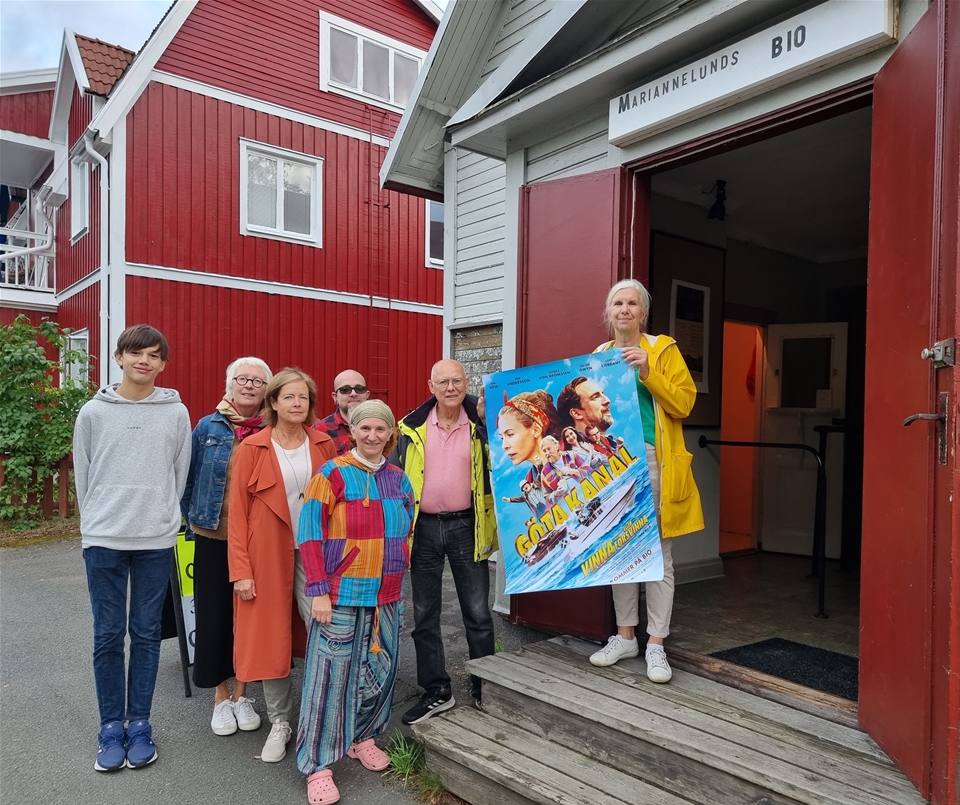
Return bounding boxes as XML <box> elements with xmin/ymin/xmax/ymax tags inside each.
<box><xmin>650</xmin><ymin>232</ymin><xmax>725</xmax><ymax>428</ymax></box>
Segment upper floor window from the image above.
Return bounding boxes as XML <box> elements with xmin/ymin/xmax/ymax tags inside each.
<box><xmin>319</xmin><ymin>12</ymin><xmax>425</xmax><ymax>111</ymax></box>
<box><xmin>70</xmin><ymin>160</ymin><xmax>90</xmax><ymax>242</ymax></box>
<box><xmin>239</xmin><ymin>139</ymin><xmax>323</xmax><ymax>247</ymax></box>
<box><xmin>62</xmin><ymin>328</ymin><xmax>89</xmax><ymax>384</ymax></box>
<box><xmin>426</xmin><ymin>199</ymin><xmax>443</xmax><ymax>267</ymax></box>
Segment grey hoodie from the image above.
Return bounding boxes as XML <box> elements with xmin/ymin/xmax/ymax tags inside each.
<box><xmin>73</xmin><ymin>385</ymin><xmax>192</xmax><ymax>550</ymax></box>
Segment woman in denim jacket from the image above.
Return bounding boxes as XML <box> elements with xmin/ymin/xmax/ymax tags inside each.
<box><xmin>181</xmin><ymin>357</ymin><xmax>272</xmax><ymax>736</ymax></box>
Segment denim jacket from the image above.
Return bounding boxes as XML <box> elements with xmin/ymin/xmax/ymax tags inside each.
<box><xmin>180</xmin><ymin>411</ymin><xmax>235</xmax><ymax>533</ymax></box>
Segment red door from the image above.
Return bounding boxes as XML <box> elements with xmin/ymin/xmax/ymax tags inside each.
<box><xmin>510</xmin><ymin>167</ymin><xmax>648</xmax><ymax>639</ymax></box>
<box><xmin>860</xmin><ymin>1</ymin><xmax>959</xmax><ymax>801</ymax></box>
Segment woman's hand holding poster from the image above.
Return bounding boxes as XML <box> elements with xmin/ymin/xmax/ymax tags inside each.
<box><xmin>484</xmin><ymin>351</ymin><xmax>663</xmax><ymax>594</ymax></box>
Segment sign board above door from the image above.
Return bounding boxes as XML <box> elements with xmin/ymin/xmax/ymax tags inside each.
<box><xmin>608</xmin><ymin>0</ymin><xmax>895</xmax><ymax>147</ymax></box>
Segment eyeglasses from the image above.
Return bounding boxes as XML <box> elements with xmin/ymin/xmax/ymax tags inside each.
<box><xmin>234</xmin><ymin>376</ymin><xmax>266</xmax><ymax>388</ymax></box>
<box><xmin>336</xmin><ymin>384</ymin><xmax>368</xmax><ymax>395</ymax></box>
<box><xmin>432</xmin><ymin>378</ymin><xmax>466</xmax><ymax>389</ymax></box>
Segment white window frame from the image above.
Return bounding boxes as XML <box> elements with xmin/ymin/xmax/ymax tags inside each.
<box><xmin>319</xmin><ymin>11</ymin><xmax>426</xmax><ymax>112</ymax></box>
<box><xmin>425</xmin><ymin>199</ymin><xmax>444</xmax><ymax>268</ymax></box>
<box><xmin>70</xmin><ymin>159</ymin><xmax>89</xmax><ymax>242</ymax></box>
<box><xmin>61</xmin><ymin>328</ymin><xmax>89</xmax><ymax>385</ymax></box>
<box><xmin>239</xmin><ymin>139</ymin><xmax>323</xmax><ymax>247</ymax></box>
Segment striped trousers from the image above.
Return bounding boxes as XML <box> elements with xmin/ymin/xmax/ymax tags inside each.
<box><xmin>296</xmin><ymin>600</ymin><xmax>402</xmax><ymax>774</ymax></box>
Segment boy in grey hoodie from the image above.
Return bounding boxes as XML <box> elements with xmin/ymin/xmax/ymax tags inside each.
<box><xmin>73</xmin><ymin>324</ymin><xmax>191</xmax><ymax>772</ymax></box>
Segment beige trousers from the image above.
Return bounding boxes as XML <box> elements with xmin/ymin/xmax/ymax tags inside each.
<box><xmin>261</xmin><ymin>551</ymin><xmax>312</xmax><ymax>724</ymax></box>
<box><xmin>611</xmin><ymin>444</ymin><xmax>675</xmax><ymax>639</ymax></box>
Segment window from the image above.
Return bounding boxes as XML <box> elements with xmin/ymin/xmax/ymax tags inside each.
<box><xmin>70</xmin><ymin>160</ymin><xmax>89</xmax><ymax>241</ymax></box>
<box><xmin>426</xmin><ymin>200</ymin><xmax>444</xmax><ymax>267</ymax></box>
<box><xmin>62</xmin><ymin>329</ymin><xmax>89</xmax><ymax>385</ymax></box>
<box><xmin>320</xmin><ymin>12</ymin><xmax>425</xmax><ymax>111</ymax></box>
<box><xmin>239</xmin><ymin>140</ymin><xmax>323</xmax><ymax>247</ymax></box>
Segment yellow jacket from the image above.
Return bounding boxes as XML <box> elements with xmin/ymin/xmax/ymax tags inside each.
<box><xmin>596</xmin><ymin>334</ymin><xmax>704</xmax><ymax>538</ymax></box>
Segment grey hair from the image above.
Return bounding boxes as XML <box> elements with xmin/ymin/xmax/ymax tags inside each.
<box><xmin>604</xmin><ymin>279</ymin><xmax>651</xmax><ymax>336</ymax></box>
<box><xmin>224</xmin><ymin>357</ymin><xmax>273</xmax><ymax>399</ymax></box>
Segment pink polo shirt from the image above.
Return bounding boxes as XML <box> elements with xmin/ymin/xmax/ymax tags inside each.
<box><xmin>419</xmin><ymin>405</ymin><xmax>472</xmax><ymax>514</ymax></box>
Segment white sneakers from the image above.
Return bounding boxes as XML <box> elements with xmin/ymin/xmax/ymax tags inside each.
<box><xmin>589</xmin><ymin>634</ymin><xmax>640</xmax><ymax>666</ymax></box>
<box><xmin>211</xmin><ymin>697</ymin><xmax>262</xmax><ymax>736</ymax></box>
<box><xmin>261</xmin><ymin>720</ymin><xmax>293</xmax><ymax>763</ymax></box>
<box><xmin>211</xmin><ymin>699</ymin><xmax>238</xmax><ymax>736</ymax></box>
<box><xmin>645</xmin><ymin>644</ymin><xmax>673</xmax><ymax>684</ymax></box>
<box><xmin>589</xmin><ymin>635</ymin><xmax>673</xmax><ymax>683</ymax></box>
<box><xmin>233</xmin><ymin>696</ymin><xmax>262</xmax><ymax>731</ymax></box>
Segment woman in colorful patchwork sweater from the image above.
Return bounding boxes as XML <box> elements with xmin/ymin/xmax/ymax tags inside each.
<box><xmin>295</xmin><ymin>399</ymin><xmax>415</xmax><ymax>805</ymax></box>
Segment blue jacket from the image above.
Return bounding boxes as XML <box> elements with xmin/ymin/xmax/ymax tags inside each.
<box><xmin>180</xmin><ymin>411</ymin><xmax>235</xmax><ymax>533</ymax></box>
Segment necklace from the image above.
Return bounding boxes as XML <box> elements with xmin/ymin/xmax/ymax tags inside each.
<box><xmin>274</xmin><ymin>433</ymin><xmax>309</xmax><ymax>500</ymax></box>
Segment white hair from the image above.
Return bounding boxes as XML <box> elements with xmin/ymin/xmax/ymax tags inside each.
<box><xmin>604</xmin><ymin>278</ymin><xmax>651</xmax><ymax>335</ymax></box>
<box><xmin>224</xmin><ymin>357</ymin><xmax>273</xmax><ymax>399</ymax></box>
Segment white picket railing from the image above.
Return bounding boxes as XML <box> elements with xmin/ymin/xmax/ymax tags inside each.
<box><xmin>1</xmin><ymin>196</ymin><xmax>55</xmax><ymax>292</ymax></box>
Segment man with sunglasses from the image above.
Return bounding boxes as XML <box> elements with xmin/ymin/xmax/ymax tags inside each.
<box><xmin>314</xmin><ymin>370</ymin><xmax>370</xmax><ymax>455</ymax></box>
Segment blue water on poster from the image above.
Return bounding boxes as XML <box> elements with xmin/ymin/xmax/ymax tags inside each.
<box><xmin>483</xmin><ymin>351</ymin><xmax>663</xmax><ymax>595</ymax></box>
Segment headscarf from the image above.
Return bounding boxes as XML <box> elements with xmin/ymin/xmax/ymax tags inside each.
<box><xmin>216</xmin><ymin>398</ymin><xmax>265</xmax><ymax>441</ymax></box>
<box><xmin>349</xmin><ymin>399</ymin><xmax>396</xmax><ymax>430</ymax></box>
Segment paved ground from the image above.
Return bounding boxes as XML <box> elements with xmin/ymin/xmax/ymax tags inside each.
<box><xmin>0</xmin><ymin>540</ymin><xmax>547</xmax><ymax>805</ymax></box>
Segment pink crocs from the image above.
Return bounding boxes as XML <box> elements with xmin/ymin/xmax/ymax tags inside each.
<box><xmin>346</xmin><ymin>738</ymin><xmax>390</xmax><ymax>771</ymax></box>
<box><xmin>307</xmin><ymin>769</ymin><xmax>340</xmax><ymax>805</ymax></box>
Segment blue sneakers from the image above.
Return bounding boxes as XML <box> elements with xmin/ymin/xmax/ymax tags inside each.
<box><xmin>125</xmin><ymin>719</ymin><xmax>158</xmax><ymax>768</ymax></box>
<box><xmin>94</xmin><ymin>721</ymin><xmax>126</xmax><ymax>772</ymax></box>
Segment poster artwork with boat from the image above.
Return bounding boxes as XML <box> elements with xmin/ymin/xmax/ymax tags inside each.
<box><xmin>484</xmin><ymin>351</ymin><xmax>663</xmax><ymax>594</ymax></box>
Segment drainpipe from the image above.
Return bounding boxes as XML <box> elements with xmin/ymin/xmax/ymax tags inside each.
<box><xmin>83</xmin><ymin>131</ymin><xmax>110</xmax><ymax>384</ymax></box>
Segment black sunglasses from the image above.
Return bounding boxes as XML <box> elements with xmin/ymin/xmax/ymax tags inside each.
<box><xmin>336</xmin><ymin>384</ymin><xmax>368</xmax><ymax>395</ymax></box>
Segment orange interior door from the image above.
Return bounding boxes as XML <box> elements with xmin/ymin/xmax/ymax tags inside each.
<box><xmin>509</xmin><ymin>167</ymin><xmax>645</xmax><ymax>640</ymax></box>
<box><xmin>860</xmin><ymin>1</ymin><xmax>959</xmax><ymax>800</ymax></box>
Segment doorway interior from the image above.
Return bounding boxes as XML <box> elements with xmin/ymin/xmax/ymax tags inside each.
<box><xmin>645</xmin><ymin>104</ymin><xmax>872</xmax><ymax>684</ymax></box>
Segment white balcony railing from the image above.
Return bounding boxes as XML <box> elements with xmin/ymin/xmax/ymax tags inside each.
<box><xmin>1</xmin><ymin>196</ymin><xmax>55</xmax><ymax>293</ymax></box>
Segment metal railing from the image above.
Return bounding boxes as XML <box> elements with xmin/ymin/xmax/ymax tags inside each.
<box><xmin>697</xmin><ymin>434</ymin><xmax>832</xmax><ymax>619</ymax></box>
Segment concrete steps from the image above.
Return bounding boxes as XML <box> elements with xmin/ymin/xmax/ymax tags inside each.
<box><xmin>411</xmin><ymin>636</ymin><xmax>927</xmax><ymax>805</ymax></box>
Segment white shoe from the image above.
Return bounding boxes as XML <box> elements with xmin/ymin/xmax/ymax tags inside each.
<box><xmin>589</xmin><ymin>635</ymin><xmax>639</xmax><ymax>667</ymax></box>
<box><xmin>233</xmin><ymin>696</ymin><xmax>261</xmax><ymax>732</ymax></box>
<box><xmin>211</xmin><ymin>699</ymin><xmax>238</xmax><ymax>736</ymax></box>
<box><xmin>260</xmin><ymin>721</ymin><xmax>292</xmax><ymax>763</ymax></box>
<box><xmin>645</xmin><ymin>644</ymin><xmax>673</xmax><ymax>683</ymax></box>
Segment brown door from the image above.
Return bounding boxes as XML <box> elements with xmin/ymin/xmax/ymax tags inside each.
<box><xmin>510</xmin><ymin>167</ymin><xmax>647</xmax><ymax>639</ymax></box>
<box><xmin>860</xmin><ymin>1</ymin><xmax>959</xmax><ymax>801</ymax></box>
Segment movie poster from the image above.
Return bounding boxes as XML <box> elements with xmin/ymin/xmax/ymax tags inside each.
<box><xmin>484</xmin><ymin>351</ymin><xmax>663</xmax><ymax>595</ymax></box>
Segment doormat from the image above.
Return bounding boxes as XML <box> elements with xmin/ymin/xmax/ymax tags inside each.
<box><xmin>710</xmin><ymin>638</ymin><xmax>858</xmax><ymax>701</ymax></box>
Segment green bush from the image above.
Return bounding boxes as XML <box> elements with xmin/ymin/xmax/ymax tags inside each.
<box><xmin>0</xmin><ymin>316</ymin><xmax>95</xmax><ymax>528</ymax></box>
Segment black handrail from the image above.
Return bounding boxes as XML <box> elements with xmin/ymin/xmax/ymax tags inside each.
<box><xmin>697</xmin><ymin>435</ymin><xmax>828</xmax><ymax>619</ymax></box>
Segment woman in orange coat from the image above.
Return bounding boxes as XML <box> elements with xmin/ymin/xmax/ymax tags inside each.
<box><xmin>228</xmin><ymin>368</ymin><xmax>336</xmax><ymax>764</ymax></box>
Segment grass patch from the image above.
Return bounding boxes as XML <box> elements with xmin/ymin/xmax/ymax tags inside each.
<box><xmin>0</xmin><ymin>516</ymin><xmax>80</xmax><ymax>548</ymax></box>
<box><xmin>383</xmin><ymin>730</ymin><xmax>467</xmax><ymax>804</ymax></box>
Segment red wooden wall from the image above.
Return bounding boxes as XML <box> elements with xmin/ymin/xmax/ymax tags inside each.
<box><xmin>53</xmin><ymin>160</ymin><xmax>101</xmax><ymax>291</ymax></box>
<box><xmin>154</xmin><ymin>0</ymin><xmax>436</xmax><ymax>140</ymax></box>
<box><xmin>57</xmin><ymin>284</ymin><xmax>102</xmax><ymax>385</ymax></box>
<box><xmin>68</xmin><ymin>84</ymin><xmax>94</xmax><ymax>149</ymax></box>
<box><xmin>0</xmin><ymin>90</ymin><xmax>54</xmax><ymax>138</ymax></box>
<box><xmin>125</xmin><ymin>276</ymin><xmax>440</xmax><ymax>424</ymax></box>
<box><xmin>125</xmin><ymin>83</ymin><xmax>441</xmax><ymax>305</ymax></box>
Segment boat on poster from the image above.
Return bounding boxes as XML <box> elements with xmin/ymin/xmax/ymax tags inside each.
<box><xmin>484</xmin><ymin>351</ymin><xmax>663</xmax><ymax>595</ymax></box>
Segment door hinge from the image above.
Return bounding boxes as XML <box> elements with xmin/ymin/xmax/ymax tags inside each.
<box><xmin>920</xmin><ymin>338</ymin><xmax>956</xmax><ymax>369</ymax></box>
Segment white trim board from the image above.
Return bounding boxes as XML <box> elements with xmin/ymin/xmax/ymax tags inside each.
<box><xmin>56</xmin><ymin>268</ymin><xmax>100</xmax><ymax>303</ymax></box>
<box><xmin>150</xmin><ymin>70</ymin><xmax>393</xmax><ymax>148</ymax></box>
<box><xmin>125</xmin><ymin>262</ymin><xmax>442</xmax><ymax>317</ymax></box>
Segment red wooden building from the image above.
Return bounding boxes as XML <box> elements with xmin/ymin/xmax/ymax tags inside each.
<box><xmin>0</xmin><ymin>0</ymin><xmax>444</xmax><ymax>421</ymax></box>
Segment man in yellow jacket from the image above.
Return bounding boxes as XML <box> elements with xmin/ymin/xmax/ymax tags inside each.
<box><xmin>395</xmin><ymin>360</ymin><xmax>498</xmax><ymax>723</ymax></box>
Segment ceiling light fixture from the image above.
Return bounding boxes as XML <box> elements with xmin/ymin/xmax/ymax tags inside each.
<box><xmin>707</xmin><ymin>179</ymin><xmax>727</xmax><ymax>221</ymax></box>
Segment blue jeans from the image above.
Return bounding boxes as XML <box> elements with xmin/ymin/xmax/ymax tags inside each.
<box><xmin>83</xmin><ymin>547</ymin><xmax>173</xmax><ymax>725</ymax></box>
<box><xmin>410</xmin><ymin>512</ymin><xmax>494</xmax><ymax>699</ymax></box>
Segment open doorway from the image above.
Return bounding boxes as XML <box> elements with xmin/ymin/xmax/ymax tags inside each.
<box><xmin>647</xmin><ymin>105</ymin><xmax>871</xmax><ymax>695</ymax></box>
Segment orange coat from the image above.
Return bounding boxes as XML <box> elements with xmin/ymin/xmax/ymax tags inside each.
<box><xmin>228</xmin><ymin>425</ymin><xmax>336</xmax><ymax>681</ymax></box>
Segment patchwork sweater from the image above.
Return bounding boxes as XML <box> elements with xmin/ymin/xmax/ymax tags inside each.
<box><xmin>297</xmin><ymin>453</ymin><xmax>416</xmax><ymax>607</ymax></box>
